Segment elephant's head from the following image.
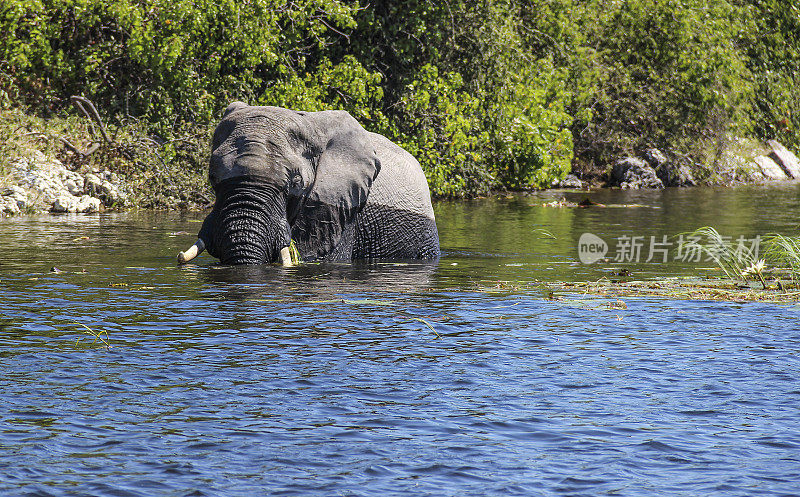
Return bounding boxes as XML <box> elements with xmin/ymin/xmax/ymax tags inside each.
<box><xmin>178</xmin><ymin>102</ymin><xmax>380</xmax><ymax>265</ymax></box>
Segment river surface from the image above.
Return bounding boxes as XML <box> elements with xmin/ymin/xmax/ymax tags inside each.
<box><xmin>2</xmin><ymin>185</ymin><xmax>800</xmax><ymax>496</ymax></box>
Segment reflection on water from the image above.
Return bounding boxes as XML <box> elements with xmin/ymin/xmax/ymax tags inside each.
<box><xmin>199</xmin><ymin>262</ymin><xmax>439</xmax><ymax>301</ymax></box>
<box><xmin>436</xmin><ymin>183</ymin><xmax>800</xmax><ymax>281</ymax></box>
<box><xmin>2</xmin><ymin>185</ymin><xmax>800</xmax><ymax>496</ymax></box>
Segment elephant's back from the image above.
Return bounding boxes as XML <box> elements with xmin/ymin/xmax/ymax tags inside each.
<box><xmin>366</xmin><ymin>132</ymin><xmax>435</xmax><ymax>219</ymax></box>
<box><xmin>353</xmin><ymin>133</ymin><xmax>439</xmax><ymax>260</ymax></box>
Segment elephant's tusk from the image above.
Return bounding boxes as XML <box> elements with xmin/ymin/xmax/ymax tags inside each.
<box><xmin>178</xmin><ymin>239</ymin><xmax>206</xmax><ymax>264</ymax></box>
<box><xmin>279</xmin><ymin>246</ymin><xmax>294</xmax><ymax>267</ymax></box>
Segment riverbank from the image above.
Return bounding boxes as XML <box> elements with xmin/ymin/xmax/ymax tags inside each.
<box><xmin>3</xmin><ymin>107</ymin><xmax>800</xmax><ymax>217</ymax></box>
<box><xmin>0</xmin><ymin>108</ymin><xmax>212</xmax><ymax>216</ymax></box>
<box><xmin>554</xmin><ymin>138</ymin><xmax>800</xmax><ymax>190</ymax></box>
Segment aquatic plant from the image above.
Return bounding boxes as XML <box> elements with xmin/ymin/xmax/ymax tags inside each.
<box><xmin>73</xmin><ymin>322</ymin><xmax>111</xmax><ymax>350</ymax></box>
<box><xmin>741</xmin><ymin>259</ymin><xmax>767</xmax><ymax>289</ymax></box>
<box><xmin>680</xmin><ymin>227</ymin><xmax>800</xmax><ymax>290</ymax></box>
<box><xmin>408</xmin><ymin>317</ymin><xmax>440</xmax><ymax>339</ymax></box>
<box><xmin>288</xmin><ymin>239</ymin><xmax>302</xmax><ymax>266</ymax></box>
<box><xmin>679</xmin><ymin>226</ymin><xmax>758</xmax><ymax>283</ymax></box>
<box><xmin>555</xmin><ymin>278</ymin><xmax>800</xmax><ymax>303</ymax></box>
<box><xmin>763</xmin><ymin>233</ymin><xmax>800</xmax><ymax>280</ymax></box>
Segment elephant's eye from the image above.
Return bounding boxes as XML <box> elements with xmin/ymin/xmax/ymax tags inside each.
<box><xmin>288</xmin><ymin>173</ymin><xmax>304</xmax><ymax>193</ymax></box>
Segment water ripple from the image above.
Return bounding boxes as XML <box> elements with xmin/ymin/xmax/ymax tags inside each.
<box><xmin>3</xmin><ymin>209</ymin><xmax>800</xmax><ymax>495</ymax></box>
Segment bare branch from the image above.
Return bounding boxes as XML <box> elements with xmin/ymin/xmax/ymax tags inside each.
<box><xmin>70</xmin><ymin>95</ymin><xmax>113</xmax><ymax>145</ymax></box>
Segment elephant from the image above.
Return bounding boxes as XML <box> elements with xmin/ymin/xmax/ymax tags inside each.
<box><xmin>178</xmin><ymin>102</ymin><xmax>439</xmax><ymax>265</ymax></box>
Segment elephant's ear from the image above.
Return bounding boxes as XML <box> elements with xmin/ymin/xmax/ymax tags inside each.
<box><xmin>294</xmin><ymin>125</ymin><xmax>380</xmax><ymax>260</ymax></box>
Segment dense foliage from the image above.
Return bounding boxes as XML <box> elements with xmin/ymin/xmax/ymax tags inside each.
<box><xmin>1</xmin><ymin>0</ymin><xmax>797</xmax><ymax>197</ymax></box>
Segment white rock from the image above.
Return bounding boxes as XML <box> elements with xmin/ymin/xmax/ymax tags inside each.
<box><xmin>84</xmin><ymin>173</ymin><xmax>102</xmax><ymax>195</ymax></box>
<box><xmin>12</xmin><ymin>192</ymin><xmax>28</xmax><ymax>209</ymax></box>
<box><xmin>58</xmin><ymin>168</ymin><xmax>82</xmax><ymax>182</ymax></box>
<box><xmin>2</xmin><ymin>185</ymin><xmax>26</xmax><ymax>197</ymax></box>
<box><xmin>100</xmin><ymin>180</ymin><xmax>120</xmax><ymax>202</ymax></box>
<box><xmin>76</xmin><ymin>195</ymin><xmax>101</xmax><ymax>213</ymax></box>
<box><xmin>1</xmin><ymin>197</ymin><xmax>20</xmax><ymax>215</ymax></box>
<box><xmin>52</xmin><ymin>193</ymin><xmax>78</xmax><ymax>213</ymax></box>
<box><xmin>64</xmin><ymin>178</ymin><xmax>82</xmax><ymax>195</ymax></box>
<box><xmin>754</xmin><ymin>155</ymin><xmax>788</xmax><ymax>180</ymax></box>
<box><xmin>39</xmin><ymin>189</ymin><xmax>57</xmax><ymax>204</ymax></box>
<box><xmin>767</xmin><ymin>140</ymin><xmax>800</xmax><ymax>179</ymax></box>
<box><xmin>11</xmin><ymin>157</ymin><xmax>29</xmax><ymax>170</ymax></box>
<box><xmin>82</xmin><ymin>172</ymin><xmax>124</xmax><ymax>205</ymax></box>
<box><xmin>3</xmin><ymin>149</ymin><xmax>103</xmax><ymax>214</ymax></box>
<box><xmin>31</xmin><ymin>150</ymin><xmax>47</xmax><ymax>163</ymax></box>
<box><xmin>31</xmin><ymin>177</ymin><xmax>46</xmax><ymax>190</ymax></box>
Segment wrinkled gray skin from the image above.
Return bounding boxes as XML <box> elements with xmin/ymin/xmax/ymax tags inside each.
<box><xmin>183</xmin><ymin>102</ymin><xmax>439</xmax><ymax>265</ymax></box>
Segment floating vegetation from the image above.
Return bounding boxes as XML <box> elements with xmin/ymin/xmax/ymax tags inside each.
<box><xmin>551</xmin><ymin>278</ymin><xmax>800</xmax><ymax>303</ymax></box>
<box><xmin>460</xmin><ymin>270</ymin><xmax>800</xmax><ymax>303</ymax></box>
<box><xmin>407</xmin><ymin>317</ymin><xmax>440</xmax><ymax>339</ymax></box>
<box><xmin>540</xmin><ymin>197</ymin><xmax>577</xmax><ymax>208</ymax></box>
<box><xmin>679</xmin><ymin>227</ymin><xmax>758</xmax><ymax>283</ymax></box>
<box><xmin>539</xmin><ymin>197</ymin><xmax>652</xmax><ymax>209</ymax></box>
<box><xmin>288</xmin><ymin>239</ymin><xmax>302</xmax><ymax>265</ymax></box>
<box><xmin>73</xmin><ymin>322</ymin><xmax>111</xmax><ymax>350</ymax></box>
<box><xmin>680</xmin><ymin>226</ymin><xmax>800</xmax><ymax>290</ymax></box>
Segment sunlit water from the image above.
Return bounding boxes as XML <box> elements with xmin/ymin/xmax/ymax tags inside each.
<box><xmin>2</xmin><ymin>186</ymin><xmax>800</xmax><ymax>496</ymax></box>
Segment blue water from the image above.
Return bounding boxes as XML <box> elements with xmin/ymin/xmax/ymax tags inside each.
<box><xmin>2</xmin><ymin>187</ymin><xmax>800</xmax><ymax>496</ymax></box>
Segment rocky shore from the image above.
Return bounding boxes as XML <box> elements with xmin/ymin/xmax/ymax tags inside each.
<box><xmin>555</xmin><ymin>139</ymin><xmax>800</xmax><ymax>190</ymax></box>
<box><xmin>1</xmin><ymin>150</ymin><xmax>125</xmax><ymax>216</ymax></box>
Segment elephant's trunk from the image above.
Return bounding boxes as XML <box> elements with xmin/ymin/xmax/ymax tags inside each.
<box><xmin>214</xmin><ymin>180</ymin><xmax>291</xmax><ymax>265</ymax></box>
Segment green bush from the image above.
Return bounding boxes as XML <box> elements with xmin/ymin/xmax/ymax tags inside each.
<box><xmin>488</xmin><ymin>57</ymin><xmax>573</xmax><ymax>189</ymax></box>
<box><xmin>347</xmin><ymin>0</ymin><xmax>574</xmax><ymax>195</ymax></box>
<box><xmin>741</xmin><ymin>0</ymin><xmax>800</xmax><ymax>149</ymax></box>
<box><xmin>0</xmin><ymin>0</ymin><xmax>361</xmax><ymax>126</ymax></box>
<box><xmin>393</xmin><ymin>65</ymin><xmax>489</xmax><ymax>197</ymax></box>
<box><xmin>262</xmin><ymin>55</ymin><xmax>387</xmax><ymax>129</ymax></box>
<box><xmin>572</xmin><ymin>0</ymin><xmax>754</xmax><ymax>173</ymax></box>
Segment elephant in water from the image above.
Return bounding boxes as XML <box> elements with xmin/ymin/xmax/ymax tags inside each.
<box><xmin>178</xmin><ymin>102</ymin><xmax>439</xmax><ymax>265</ymax></box>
